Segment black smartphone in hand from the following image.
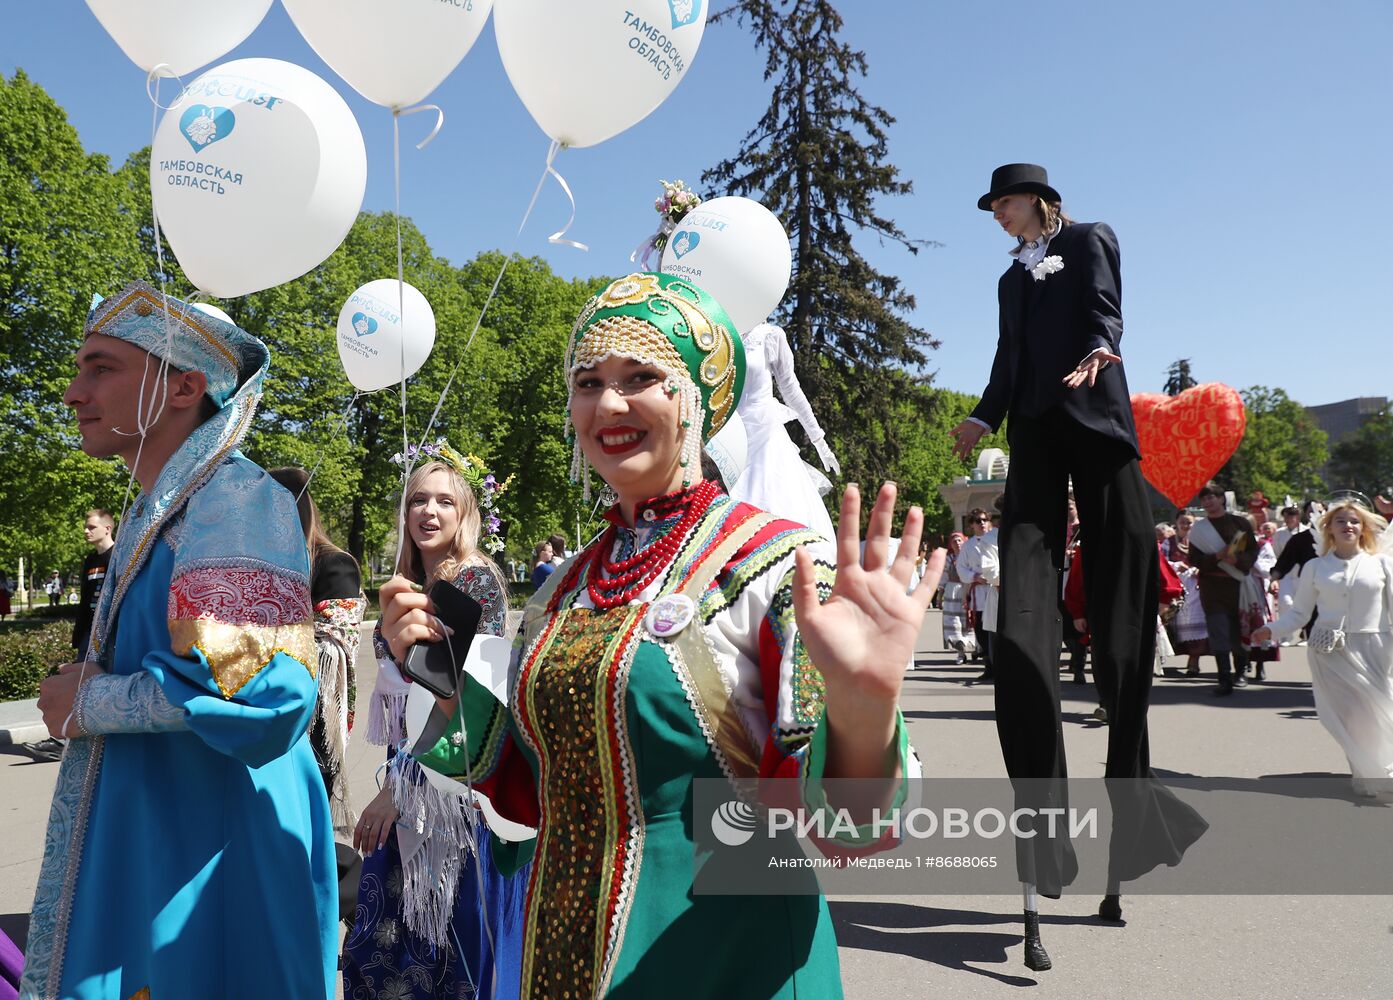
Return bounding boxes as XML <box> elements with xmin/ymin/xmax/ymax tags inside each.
<box><xmin>401</xmin><ymin>580</ymin><xmax>484</xmax><ymax>699</ymax></box>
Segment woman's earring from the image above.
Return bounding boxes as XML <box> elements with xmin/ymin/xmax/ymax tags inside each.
<box><xmin>598</xmin><ymin>483</ymin><xmax>619</xmax><ymax>508</ymax></box>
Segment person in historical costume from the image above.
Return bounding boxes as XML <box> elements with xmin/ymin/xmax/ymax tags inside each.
<box><xmin>726</xmin><ymin>322</ymin><xmax>840</xmax><ymax>538</ymax></box>
<box><xmin>970</xmin><ymin>522</ymin><xmax>1002</xmax><ymax>682</ymax></box>
<box><xmin>268</xmin><ymin>466</ymin><xmax>367</xmax><ymax>832</ymax></box>
<box><xmin>1243</xmin><ymin>521</ymin><xmax>1281</xmax><ymax>679</ymax></box>
<box><xmin>949</xmin><ymin>165</ymin><xmax>1206</xmax><ymax>964</ymax></box>
<box><xmin>1164</xmin><ymin>512</ymin><xmax>1209</xmax><ymax>675</ymax></box>
<box><xmin>956</xmin><ymin>508</ymin><xmax>995</xmax><ymax>679</ymax></box>
<box><xmin>377</xmin><ymin>273</ymin><xmax>942</xmax><ymax>999</ymax></box>
<box><xmin>1255</xmin><ymin>498</ymin><xmax>1393</xmax><ymax>798</ymax></box>
<box><xmin>941</xmin><ymin>532</ymin><xmax>977</xmax><ymax>663</ymax></box>
<box><xmin>342</xmin><ymin>445</ymin><xmax>529</xmax><ymax>1000</ymax></box>
<box><xmin>1188</xmin><ymin>483</ymin><xmax>1260</xmax><ymax>695</ymax></box>
<box><xmin>28</xmin><ymin>281</ymin><xmax>335</xmax><ymax>999</ymax></box>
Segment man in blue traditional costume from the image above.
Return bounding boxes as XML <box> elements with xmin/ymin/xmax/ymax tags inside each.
<box><xmin>24</xmin><ymin>281</ymin><xmax>336</xmax><ymax>999</ymax></box>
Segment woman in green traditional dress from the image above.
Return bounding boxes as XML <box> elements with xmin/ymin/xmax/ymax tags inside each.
<box><xmin>378</xmin><ymin>273</ymin><xmax>944</xmax><ymax>998</ymax></box>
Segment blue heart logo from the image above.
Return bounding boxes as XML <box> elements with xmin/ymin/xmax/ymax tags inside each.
<box><xmin>671</xmin><ymin>230</ymin><xmax>700</xmax><ymax>259</ymax></box>
<box><xmin>179</xmin><ymin>104</ymin><xmax>235</xmax><ymax>154</ymax></box>
<box><xmin>350</xmin><ymin>312</ymin><xmax>378</xmax><ymax>337</ymax></box>
<box><xmin>667</xmin><ymin>0</ymin><xmax>701</xmax><ymax>29</ymax></box>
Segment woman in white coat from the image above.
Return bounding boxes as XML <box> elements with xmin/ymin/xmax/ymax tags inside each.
<box><xmin>727</xmin><ymin>323</ymin><xmax>840</xmax><ymax>539</ymax></box>
<box><xmin>1254</xmin><ymin>499</ymin><xmax>1393</xmax><ymax>797</ymax></box>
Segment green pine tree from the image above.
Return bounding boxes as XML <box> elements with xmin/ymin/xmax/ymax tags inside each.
<box><xmin>701</xmin><ymin>0</ymin><xmax>939</xmax><ymax>495</ymax></box>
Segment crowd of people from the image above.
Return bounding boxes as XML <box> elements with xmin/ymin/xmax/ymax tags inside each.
<box><xmin>8</xmin><ymin>162</ymin><xmax>1392</xmax><ymax>998</ymax></box>
<box><xmin>16</xmin><ymin>272</ymin><xmax>941</xmax><ymax>999</ymax></box>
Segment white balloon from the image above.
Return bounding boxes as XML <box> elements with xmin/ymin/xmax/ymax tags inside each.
<box><xmin>494</xmin><ymin>0</ymin><xmax>707</xmax><ymax>148</ymax></box>
<box><xmin>336</xmin><ymin>279</ymin><xmax>436</xmax><ymax>392</ymax></box>
<box><xmin>282</xmin><ymin>0</ymin><xmax>494</xmax><ymax>109</ymax></box>
<box><xmin>705</xmin><ymin>410</ymin><xmax>748</xmax><ymax>491</ymax></box>
<box><xmin>151</xmin><ymin>59</ymin><xmax>367</xmax><ymax>298</ymax></box>
<box><xmin>190</xmin><ymin>302</ymin><xmax>236</xmax><ymax>325</ymax></box>
<box><xmin>85</xmin><ymin>0</ymin><xmax>273</xmax><ymax>77</ymax></box>
<box><xmin>660</xmin><ymin>196</ymin><xmax>792</xmax><ymax>334</ymax></box>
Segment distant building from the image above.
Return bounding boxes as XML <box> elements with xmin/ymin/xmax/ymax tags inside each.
<box><xmin>1305</xmin><ymin>396</ymin><xmax>1387</xmax><ymax>482</ymax></box>
<box><xmin>938</xmin><ymin>448</ymin><xmax>1009</xmax><ymax>531</ymax></box>
<box><xmin>1305</xmin><ymin>396</ymin><xmax>1387</xmax><ymax>448</ymax></box>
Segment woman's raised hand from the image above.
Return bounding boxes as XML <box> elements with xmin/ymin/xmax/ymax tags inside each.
<box><xmin>792</xmin><ymin>483</ymin><xmax>945</xmax><ymax>770</ymax></box>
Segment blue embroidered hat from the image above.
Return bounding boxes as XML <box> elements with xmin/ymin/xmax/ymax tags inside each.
<box><xmin>83</xmin><ymin>281</ymin><xmax>267</xmax><ymax>408</ymax></box>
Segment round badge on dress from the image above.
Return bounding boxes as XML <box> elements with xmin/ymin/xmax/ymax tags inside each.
<box><xmin>645</xmin><ymin>593</ymin><xmax>696</xmax><ymax>638</ymax></box>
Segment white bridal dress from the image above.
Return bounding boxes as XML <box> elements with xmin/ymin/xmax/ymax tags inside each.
<box><xmin>1268</xmin><ymin>550</ymin><xmax>1393</xmax><ymax>796</ymax></box>
<box><xmin>727</xmin><ymin>323</ymin><xmax>839</xmax><ymax>539</ymax></box>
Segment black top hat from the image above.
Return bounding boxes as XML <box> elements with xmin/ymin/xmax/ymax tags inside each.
<box><xmin>978</xmin><ymin>163</ymin><xmax>1062</xmax><ymax>211</ymax></box>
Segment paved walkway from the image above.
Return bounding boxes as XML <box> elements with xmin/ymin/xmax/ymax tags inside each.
<box><xmin>0</xmin><ymin>698</ymin><xmax>42</xmax><ymax>746</ymax></box>
<box><xmin>2</xmin><ymin>615</ymin><xmax>1388</xmax><ymax>998</ymax></box>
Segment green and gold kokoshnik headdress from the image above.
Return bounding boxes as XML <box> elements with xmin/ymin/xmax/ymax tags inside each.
<box><xmin>565</xmin><ymin>272</ymin><xmax>746</xmax><ymax>499</ymax></box>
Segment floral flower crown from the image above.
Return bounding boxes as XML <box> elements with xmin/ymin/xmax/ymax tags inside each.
<box><xmin>391</xmin><ymin>440</ymin><xmax>513</xmax><ymax>554</ymax></box>
<box><xmin>631</xmin><ymin>179</ymin><xmax>702</xmax><ymax>270</ymax></box>
<box><xmin>654</xmin><ymin>179</ymin><xmax>701</xmax><ymax>239</ymax></box>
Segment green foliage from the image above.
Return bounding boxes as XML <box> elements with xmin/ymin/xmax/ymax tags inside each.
<box><xmin>702</xmin><ymin>0</ymin><xmax>939</xmax><ymax>492</ymax></box>
<box><xmin>0</xmin><ymin>70</ymin><xmax>146</xmax><ymax>578</ymax></box>
<box><xmin>1328</xmin><ymin>407</ymin><xmax>1393</xmax><ymax>498</ymax></box>
<box><xmin>887</xmin><ymin>382</ymin><xmax>1007</xmax><ymax>531</ymax></box>
<box><xmin>0</xmin><ymin>620</ymin><xmax>72</xmax><ymax>701</ymax></box>
<box><xmin>1218</xmin><ymin>386</ymin><xmax>1328</xmax><ymax>501</ymax></box>
<box><xmin>0</xmin><ymin>72</ymin><xmax>614</xmax><ymax>580</ymax></box>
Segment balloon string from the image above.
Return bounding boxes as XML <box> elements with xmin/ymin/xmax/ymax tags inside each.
<box><xmin>88</xmin><ymin>63</ymin><xmax>186</xmax><ymax>690</ymax></box>
<box><xmin>386</xmin><ymin>105</ymin><xmax>449</xmax><ymax>569</ymax></box>
<box><xmin>391</xmin><ymin>108</ymin><xmax>415</xmax><ymax>572</ymax></box>
<box><xmin>113</xmin><ymin>65</ymin><xmax>185</xmax><ymax>525</ymax></box>
<box><xmin>411</xmin><ymin>140</ymin><xmax>578</xmax><ymax>455</ymax></box>
<box><xmin>294</xmin><ymin>392</ymin><xmax>363</xmax><ymax>504</ymax></box>
<box><xmin>144</xmin><ymin>62</ymin><xmax>184</xmax><ymax>111</ymax></box>
<box><xmin>396</xmin><ymin>103</ymin><xmax>445</xmax><ymax>149</ymax></box>
<box><xmin>543</xmin><ymin>143</ymin><xmax>589</xmax><ymax>251</ymax></box>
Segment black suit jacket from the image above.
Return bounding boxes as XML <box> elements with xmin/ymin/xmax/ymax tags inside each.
<box><xmin>1272</xmin><ymin>529</ymin><xmax>1317</xmax><ymax>581</ymax></box>
<box><xmin>970</xmin><ymin>222</ymin><xmax>1139</xmax><ymax>455</ymax></box>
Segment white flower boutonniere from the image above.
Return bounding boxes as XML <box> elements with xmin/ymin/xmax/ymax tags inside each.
<box><xmin>1031</xmin><ymin>255</ymin><xmax>1065</xmax><ymax>282</ymax></box>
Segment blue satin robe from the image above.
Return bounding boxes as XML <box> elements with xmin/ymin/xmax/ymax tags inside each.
<box><xmin>56</xmin><ymin>538</ymin><xmax>336</xmax><ymax>999</ymax></box>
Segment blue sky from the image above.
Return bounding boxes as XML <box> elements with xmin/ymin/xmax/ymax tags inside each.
<box><xmin>5</xmin><ymin>1</ymin><xmax>1390</xmax><ymax>405</ymax></box>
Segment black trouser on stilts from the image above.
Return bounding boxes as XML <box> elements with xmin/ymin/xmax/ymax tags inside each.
<box><xmin>994</xmin><ymin>411</ymin><xmax>1207</xmax><ymax>894</ymax></box>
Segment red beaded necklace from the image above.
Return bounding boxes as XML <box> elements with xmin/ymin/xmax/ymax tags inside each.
<box><xmin>587</xmin><ymin>480</ymin><xmax>720</xmax><ymax>609</ymax></box>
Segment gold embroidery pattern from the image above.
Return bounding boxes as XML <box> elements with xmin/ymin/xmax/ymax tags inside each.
<box><xmin>88</xmin><ymin>285</ymin><xmax>239</xmax><ymax>371</ymax></box>
<box><xmin>516</xmin><ymin>605</ymin><xmax>645</xmax><ymax>1000</ymax></box>
<box><xmin>643</xmin><ymin>277</ymin><xmax>739</xmax><ymax>434</ymax></box>
<box><xmin>169</xmin><ymin>619</ymin><xmax>315</xmax><ymax>698</ymax></box>
<box><xmin>569</xmin><ymin>314</ymin><xmax>689</xmax><ymax>380</ymax></box>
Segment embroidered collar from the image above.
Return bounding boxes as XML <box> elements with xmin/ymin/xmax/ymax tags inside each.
<box><xmin>605</xmin><ymin>480</ymin><xmax>717</xmax><ymax>531</ymax></box>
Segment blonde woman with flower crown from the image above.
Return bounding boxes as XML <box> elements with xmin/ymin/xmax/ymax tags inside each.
<box><xmin>343</xmin><ymin>448</ymin><xmax>529</xmax><ymax>999</ymax></box>
<box><xmin>1254</xmin><ymin>497</ymin><xmax>1393</xmax><ymax>798</ymax></box>
<box><xmin>378</xmin><ymin>274</ymin><xmax>943</xmax><ymax>998</ymax></box>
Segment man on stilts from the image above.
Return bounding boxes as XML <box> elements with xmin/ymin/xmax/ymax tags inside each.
<box><xmin>951</xmin><ymin>164</ymin><xmax>1207</xmax><ymax>971</ymax></box>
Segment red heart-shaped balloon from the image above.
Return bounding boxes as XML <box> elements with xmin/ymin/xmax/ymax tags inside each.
<box><xmin>1131</xmin><ymin>383</ymin><xmax>1247</xmax><ymax>508</ymax></box>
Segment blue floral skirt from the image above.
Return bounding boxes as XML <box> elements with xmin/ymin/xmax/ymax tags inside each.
<box><xmin>342</xmin><ymin>825</ymin><xmax>529</xmax><ymax>999</ymax></box>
